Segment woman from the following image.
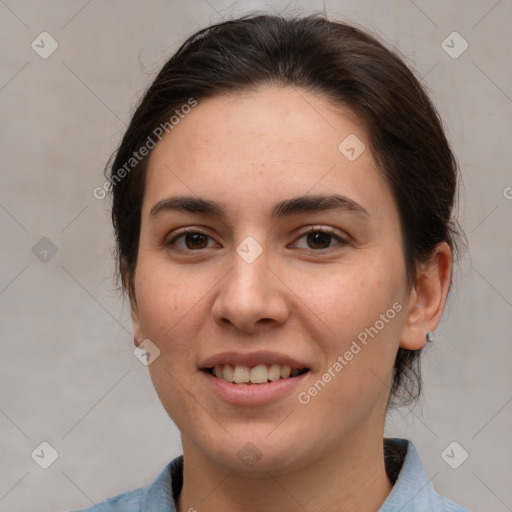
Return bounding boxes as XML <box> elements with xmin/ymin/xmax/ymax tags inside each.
<box><xmin>74</xmin><ymin>14</ymin><xmax>468</xmax><ymax>512</ymax></box>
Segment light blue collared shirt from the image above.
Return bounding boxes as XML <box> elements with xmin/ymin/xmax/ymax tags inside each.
<box><xmin>70</xmin><ymin>438</ymin><xmax>469</xmax><ymax>511</ymax></box>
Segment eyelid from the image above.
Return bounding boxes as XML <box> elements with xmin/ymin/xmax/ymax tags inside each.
<box><xmin>165</xmin><ymin>227</ymin><xmax>216</xmax><ymax>249</ymax></box>
<box><xmin>296</xmin><ymin>225</ymin><xmax>347</xmax><ymax>238</ymax></box>
<box><xmin>169</xmin><ymin>226</ymin><xmax>210</xmax><ymax>238</ymax></box>
<box><xmin>291</xmin><ymin>225</ymin><xmax>349</xmax><ymax>248</ymax></box>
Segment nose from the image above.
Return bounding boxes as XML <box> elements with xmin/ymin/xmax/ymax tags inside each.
<box><xmin>211</xmin><ymin>245</ymin><xmax>290</xmax><ymax>334</ymax></box>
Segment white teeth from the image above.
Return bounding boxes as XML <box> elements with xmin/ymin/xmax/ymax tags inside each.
<box><xmin>250</xmin><ymin>365</ymin><xmax>269</xmax><ymax>384</ymax></box>
<box><xmin>211</xmin><ymin>363</ymin><xmax>305</xmax><ymax>384</ymax></box>
<box><xmin>280</xmin><ymin>365</ymin><xmax>291</xmax><ymax>378</ymax></box>
<box><xmin>268</xmin><ymin>364</ymin><xmax>282</xmax><ymax>381</ymax></box>
<box><xmin>223</xmin><ymin>364</ymin><xmax>234</xmax><ymax>382</ymax></box>
<box><xmin>213</xmin><ymin>365</ymin><xmax>223</xmax><ymax>379</ymax></box>
<box><xmin>233</xmin><ymin>365</ymin><xmax>250</xmax><ymax>384</ymax></box>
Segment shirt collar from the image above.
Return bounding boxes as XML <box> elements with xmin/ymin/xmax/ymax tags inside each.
<box><xmin>379</xmin><ymin>438</ymin><xmax>436</xmax><ymax>511</ymax></box>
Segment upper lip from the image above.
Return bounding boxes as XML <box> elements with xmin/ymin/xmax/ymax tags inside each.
<box><xmin>199</xmin><ymin>351</ymin><xmax>310</xmax><ymax>370</ymax></box>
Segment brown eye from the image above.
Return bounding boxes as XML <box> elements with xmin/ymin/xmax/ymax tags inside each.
<box><xmin>293</xmin><ymin>228</ymin><xmax>348</xmax><ymax>251</ymax></box>
<box><xmin>167</xmin><ymin>230</ymin><xmax>215</xmax><ymax>251</ymax></box>
<box><xmin>183</xmin><ymin>233</ymin><xmax>209</xmax><ymax>250</ymax></box>
<box><xmin>306</xmin><ymin>231</ymin><xmax>332</xmax><ymax>249</ymax></box>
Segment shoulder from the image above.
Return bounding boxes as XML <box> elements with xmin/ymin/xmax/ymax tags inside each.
<box><xmin>67</xmin><ymin>456</ymin><xmax>183</xmax><ymax>512</ymax></box>
<box><xmin>380</xmin><ymin>438</ymin><xmax>470</xmax><ymax>512</ymax></box>
<box><xmin>69</xmin><ymin>487</ymin><xmax>145</xmax><ymax>512</ymax></box>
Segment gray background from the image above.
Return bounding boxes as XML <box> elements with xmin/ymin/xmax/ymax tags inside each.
<box><xmin>1</xmin><ymin>1</ymin><xmax>511</xmax><ymax>511</ymax></box>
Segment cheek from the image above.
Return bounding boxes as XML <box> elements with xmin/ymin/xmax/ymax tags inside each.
<box><xmin>134</xmin><ymin>258</ymin><xmax>211</xmax><ymax>344</ymax></box>
<box><xmin>291</xmin><ymin>257</ymin><xmax>403</xmax><ymax>340</ymax></box>
<box><xmin>293</xmin><ymin>258</ymin><xmax>405</xmax><ymax>398</ymax></box>
<box><xmin>134</xmin><ymin>261</ymin><xmax>206</xmax><ymax>423</ymax></box>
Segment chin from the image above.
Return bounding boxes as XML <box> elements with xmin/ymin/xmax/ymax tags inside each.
<box><xmin>196</xmin><ymin>427</ymin><xmax>313</xmax><ymax>475</ymax></box>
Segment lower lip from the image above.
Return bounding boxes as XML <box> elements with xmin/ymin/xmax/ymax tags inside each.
<box><xmin>201</xmin><ymin>370</ymin><xmax>309</xmax><ymax>406</ymax></box>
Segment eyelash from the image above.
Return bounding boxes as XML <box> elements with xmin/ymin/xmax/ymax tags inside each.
<box><xmin>166</xmin><ymin>226</ymin><xmax>348</xmax><ymax>252</ymax></box>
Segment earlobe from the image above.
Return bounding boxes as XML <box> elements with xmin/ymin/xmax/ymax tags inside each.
<box><xmin>131</xmin><ymin>300</ymin><xmax>145</xmax><ymax>346</ymax></box>
<box><xmin>122</xmin><ymin>264</ymin><xmax>144</xmax><ymax>345</ymax></box>
<box><xmin>399</xmin><ymin>242</ymin><xmax>452</xmax><ymax>350</ymax></box>
<box><xmin>128</xmin><ymin>280</ymin><xmax>145</xmax><ymax>346</ymax></box>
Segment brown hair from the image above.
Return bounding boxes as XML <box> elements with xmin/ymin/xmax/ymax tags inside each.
<box><xmin>106</xmin><ymin>14</ymin><xmax>464</xmax><ymax>407</ymax></box>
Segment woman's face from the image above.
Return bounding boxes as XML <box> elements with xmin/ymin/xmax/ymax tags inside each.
<box><xmin>131</xmin><ymin>86</ymin><xmax>419</xmax><ymax>473</ymax></box>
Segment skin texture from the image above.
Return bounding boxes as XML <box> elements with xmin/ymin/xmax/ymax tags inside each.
<box><xmin>129</xmin><ymin>86</ymin><xmax>452</xmax><ymax>512</ymax></box>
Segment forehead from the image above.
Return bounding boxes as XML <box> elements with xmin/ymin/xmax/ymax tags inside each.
<box><xmin>143</xmin><ymin>86</ymin><xmax>394</xmax><ymax>222</ymax></box>
<box><xmin>149</xmin><ymin>86</ymin><xmax>366</xmax><ymax>167</ymax></box>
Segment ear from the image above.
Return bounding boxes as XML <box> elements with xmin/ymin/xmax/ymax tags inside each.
<box><xmin>123</xmin><ymin>266</ymin><xmax>144</xmax><ymax>347</ymax></box>
<box><xmin>400</xmin><ymin>242</ymin><xmax>452</xmax><ymax>350</ymax></box>
<box><xmin>130</xmin><ymin>295</ymin><xmax>145</xmax><ymax>347</ymax></box>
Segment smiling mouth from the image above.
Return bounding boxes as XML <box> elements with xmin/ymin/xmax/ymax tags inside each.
<box><xmin>203</xmin><ymin>364</ymin><xmax>310</xmax><ymax>385</ymax></box>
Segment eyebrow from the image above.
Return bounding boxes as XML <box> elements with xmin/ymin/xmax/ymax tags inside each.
<box><xmin>148</xmin><ymin>194</ymin><xmax>370</xmax><ymax>220</ymax></box>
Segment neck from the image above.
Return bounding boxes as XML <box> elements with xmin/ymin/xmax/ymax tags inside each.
<box><xmin>176</xmin><ymin>429</ymin><xmax>393</xmax><ymax>512</ymax></box>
